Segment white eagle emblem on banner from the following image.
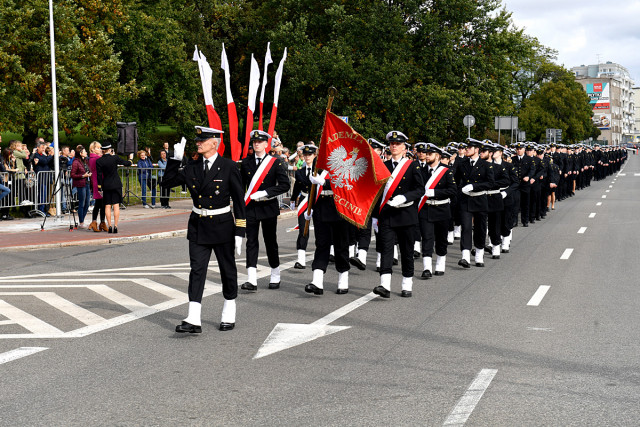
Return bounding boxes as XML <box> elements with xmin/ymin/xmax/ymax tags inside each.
<box><xmin>327</xmin><ymin>146</ymin><xmax>368</xmax><ymax>190</ymax></box>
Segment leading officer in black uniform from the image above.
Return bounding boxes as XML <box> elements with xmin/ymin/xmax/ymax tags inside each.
<box><xmin>290</xmin><ymin>144</ymin><xmax>317</xmax><ymax>269</ymax></box>
<box><xmin>162</xmin><ymin>126</ymin><xmax>246</xmax><ymax>332</ymax></box>
<box><xmin>240</xmin><ymin>130</ymin><xmax>291</xmax><ymax>291</ymax></box>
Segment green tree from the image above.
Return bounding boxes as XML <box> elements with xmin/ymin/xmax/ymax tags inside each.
<box><xmin>0</xmin><ymin>0</ymin><xmax>135</xmax><ymax>143</ymax></box>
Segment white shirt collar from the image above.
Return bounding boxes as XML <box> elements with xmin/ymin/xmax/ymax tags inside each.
<box><xmin>203</xmin><ymin>153</ymin><xmax>218</xmax><ymax>166</ymax></box>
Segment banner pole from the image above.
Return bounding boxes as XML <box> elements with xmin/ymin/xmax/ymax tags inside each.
<box><xmin>303</xmin><ymin>86</ymin><xmax>337</xmax><ymax>237</ymax></box>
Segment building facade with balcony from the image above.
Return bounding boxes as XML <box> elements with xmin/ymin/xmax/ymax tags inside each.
<box><xmin>571</xmin><ymin>61</ymin><xmax>635</xmax><ymax>145</ymax></box>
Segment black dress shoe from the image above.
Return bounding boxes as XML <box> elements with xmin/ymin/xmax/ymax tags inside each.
<box><xmin>175</xmin><ymin>321</ymin><xmax>202</xmax><ymax>334</ymax></box>
<box><xmin>492</xmin><ymin>255</ymin><xmax>500</xmax><ymax>259</ymax></box>
<box><xmin>484</xmin><ymin>245</ymin><xmax>493</xmax><ymax>252</ymax></box>
<box><xmin>241</xmin><ymin>282</ymin><xmax>257</xmax><ymax>291</ymax></box>
<box><xmin>219</xmin><ymin>322</ymin><xmax>235</xmax><ymax>331</ymax></box>
<box><xmin>294</xmin><ymin>262</ymin><xmax>306</xmax><ymax>269</ymax></box>
<box><xmin>268</xmin><ymin>282</ymin><xmax>280</xmax><ymax>289</ymax></box>
<box><xmin>336</xmin><ymin>288</ymin><xmax>349</xmax><ymax>294</ymax></box>
<box><xmin>373</xmin><ymin>286</ymin><xmax>390</xmax><ymax>298</ymax></box>
<box><xmin>501</xmin><ymin>249</ymin><xmax>510</xmax><ymax>253</ymax></box>
<box><xmin>401</xmin><ymin>290</ymin><xmax>412</xmax><ymax>298</ymax></box>
<box><xmin>413</xmin><ymin>250</ymin><xmax>421</xmax><ymax>259</ymax></box>
<box><xmin>304</xmin><ymin>284</ymin><xmax>323</xmax><ymax>295</ymax></box>
<box><xmin>113</xmin><ymin>226</ymin><xmax>118</xmax><ymax>234</ymax></box>
<box><xmin>329</xmin><ymin>255</ymin><xmax>335</xmax><ymax>263</ymax></box>
<box><xmin>421</xmin><ymin>270</ymin><xmax>432</xmax><ymax>279</ymax></box>
<box><xmin>349</xmin><ymin>257</ymin><xmax>366</xmax><ymax>271</ymax></box>
<box><xmin>475</xmin><ymin>262</ymin><xmax>485</xmax><ymax>267</ymax></box>
<box><xmin>434</xmin><ymin>271</ymin><xmax>444</xmax><ymax>276</ymax></box>
<box><xmin>458</xmin><ymin>259</ymin><xmax>470</xmax><ymax>268</ymax></box>
<box><xmin>529</xmin><ymin>219</ymin><xmax>535</xmax><ymax>224</ymax></box>
<box><xmin>522</xmin><ymin>223</ymin><xmax>529</xmax><ymax>227</ymax></box>
<box><xmin>108</xmin><ymin>226</ymin><xmax>113</xmax><ymax>234</ymax></box>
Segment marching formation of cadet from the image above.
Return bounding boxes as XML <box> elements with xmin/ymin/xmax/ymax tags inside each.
<box><xmin>168</xmin><ymin>126</ymin><xmax>626</xmax><ymax>333</ymax></box>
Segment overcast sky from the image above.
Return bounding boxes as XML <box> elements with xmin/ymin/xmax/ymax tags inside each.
<box><xmin>502</xmin><ymin>0</ymin><xmax>640</xmax><ymax>84</ymax></box>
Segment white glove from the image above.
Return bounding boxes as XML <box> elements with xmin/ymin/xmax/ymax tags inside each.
<box><xmin>290</xmin><ymin>201</ymin><xmax>295</xmax><ymax>210</ymax></box>
<box><xmin>372</xmin><ymin>218</ymin><xmax>379</xmax><ymax>233</ymax></box>
<box><xmin>303</xmin><ymin>210</ymin><xmax>313</xmax><ymax>221</ymax></box>
<box><xmin>172</xmin><ymin>137</ymin><xmax>186</xmax><ymax>161</ymax></box>
<box><xmin>425</xmin><ymin>189</ymin><xmax>435</xmax><ymax>198</ymax></box>
<box><xmin>250</xmin><ymin>190</ymin><xmax>269</xmax><ymax>200</ymax></box>
<box><xmin>235</xmin><ymin>236</ymin><xmax>243</xmax><ymax>255</ymax></box>
<box><xmin>500</xmin><ymin>191</ymin><xmax>507</xmax><ymax>199</ymax></box>
<box><xmin>309</xmin><ymin>174</ymin><xmax>325</xmax><ymax>186</ymax></box>
<box><xmin>462</xmin><ymin>184</ymin><xmax>473</xmax><ymax>194</ymax></box>
<box><xmin>387</xmin><ymin>195</ymin><xmax>407</xmax><ymax>207</ymax></box>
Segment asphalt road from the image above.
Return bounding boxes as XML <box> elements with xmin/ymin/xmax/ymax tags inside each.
<box><xmin>1</xmin><ymin>156</ymin><xmax>639</xmax><ymax>426</ymax></box>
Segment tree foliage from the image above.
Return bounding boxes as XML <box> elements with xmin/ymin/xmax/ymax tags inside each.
<box><xmin>0</xmin><ymin>0</ymin><xmax>598</xmax><ymax>148</ymax></box>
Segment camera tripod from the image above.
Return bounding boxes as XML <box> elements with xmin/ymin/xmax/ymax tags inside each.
<box><xmin>40</xmin><ymin>170</ymin><xmax>77</xmax><ymax>231</ymax></box>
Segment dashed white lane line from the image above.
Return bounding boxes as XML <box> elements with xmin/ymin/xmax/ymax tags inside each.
<box><xmin>589</xmin><ymin>213</ymin><xmax>596</xmax><ymax>218</ymax></box>
<box><xmin>596</xmin><ymin>202</ymin><xmax>602</xmax><ymax>206</ymax></box>
<box><xmin>609</xmin><ymin>185</ymin><xmax>613</xmax><ymax>188</ymax></box>
<box><xmin>560</xmin><ymin>249</ymin><xmax>574</xmax><ymax>260</ymax></box>
<box><xmin>443</xmin><ymin>369</ymin><xmax>498</xmax><ymax>426</ymax></box>
<box><xmin>527</xmin><ymin>286</ymin><xmax>551</xmax><ymax>306</ymax></box>
<box><xmin>602</xmin><ymin>195</ymin><xmax>607</xmax><ymax>199</ymax></box>
<box><xmin>578</xmin><ymin>227</ymin><xmax>587</xmax><ymax>234</ymax></box>
<box><xmin>605</xmin><ymin>190</ymin><xmax>610</xmax><ymax>193</ymax></box>
<box><xmin>0</xmin><ymin>347</ymin><xmax>48</xmax><ymax>365</ymax></box>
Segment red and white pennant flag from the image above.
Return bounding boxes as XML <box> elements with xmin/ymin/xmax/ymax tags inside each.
<box><xmin>258</xmin><ymin>42</ymin><xmax>273</xmax><ymax>131</ymax></box>
<box><xmin>221</xmin><ymin>43</ymin><xmax>242</xmax><ymax>161</ymax></box>
<box><xmin>242</xmin><ymin>54</ymin><xmax>261</xmax><ymax>159</ymax></box>
<box><xmin>192</xmin><ymin>46</ymin><xmax>225</xmax><ymax>156</ymax></box>
<box><xmin>267</xmin><ymin>47</ymin><xmax>287</xmax><ymax>148</ymax></box>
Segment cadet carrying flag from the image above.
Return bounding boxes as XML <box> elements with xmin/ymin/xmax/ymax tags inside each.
<box><xmin>267</xmin><ymin>47</ymin><xmax>287</xmax><ymax>148</ymax></box>
<box><xmin>221</xmin><ymin>43</ymin><xmax>242</xmax><ymax>161</ymax></box>
<box><xmin>316</xmin><ymin>112</ymin><xmax>391</xmax><ymax>227</ymax></box>
<box><xmin>258</xmin><ymin>42</ymin><xmax>273</xmax><ymax>131</ymax></box>
<box><xmin>192</xmin><ymin>46</ymin><xmax>225</xmax><ymax>156</ymax></box>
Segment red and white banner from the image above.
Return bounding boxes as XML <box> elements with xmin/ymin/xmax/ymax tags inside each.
<box><xmin>243</xmin><ymin>54</ymin><xmax>261</xmax><ymax>158</ymax></box>
<box><xmin>243</xmin><ymin>155</ymin><xmax>277</xmax><ymax>205</ymax></box>
<box><xmin>258</xmin><ymin>42</ymin><xmax>273</xmax><ymax>131</ymax></box>
<box><xmin>192</xmin><ymin>46</ymin><xmax>225</xmax><ymax>156</ymax></box>
<box><xmin>317</xmin><ymin>111</ymin><xmax>390</xmax><ymax>227</ymax></box>
<box><xmin>221</xmin><ymin>44</ymin><xmax>242</xmax><ymax>161</ymax></box>
<box><xmin>267</xmin><ymin>47</ymin><xmax>287</xmax><ymax>148</ymax></box>
<box><xmin>417</xmin><ymin>165</ymin><xmax>448</xmax><ymax>211</ymax></box>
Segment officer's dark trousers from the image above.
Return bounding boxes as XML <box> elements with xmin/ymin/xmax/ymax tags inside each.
<box><xmin>487</xmin><ymin>211</ymin><xmax>503</xmax><ymax>246</ymax></box>
<box><xmin>460</xmin><ymin>210</ymin><xmax>487</xmax><ymax>250</ymax></box>
<box><xmin>379</xmin><ymin>224</ymin><xmax>415</xmax><ymax>277</ymax></box>
<box><xmin>419</xmin><ymin>218</ymin><xmax>448</xmax><ymax>257</ymax></box>
<box><xmin>356</xmin><ymin>218</ymin><xmax>373</xmax><ymax>252</ymax></box>
<box><xmin>296</xmin><ymin>214</ymin><xmax>309</xmax><ymax>250</ymax></box>
<box><xmin>312</xmin><ymin>218</ymin><xmax>350</xmax><ymax>273</ymax></box>
<box><xmin>529</xmin><ymin>187</ymin><xmax>541</xmax><ymax>220</ymax></box>
<box><xmin>246</xmin><ymin>216</ymin><xmax>279</xmax><ymax>269</ymax></box>
<box><xmin>519</xmin><ymin>190</ymin><xmax>530</xmax><ymax>224</ymax></box>
<box><xmin>189</xmin><ymin>240</ymin><xmax>237</xmax><ymax>302</ymax></box>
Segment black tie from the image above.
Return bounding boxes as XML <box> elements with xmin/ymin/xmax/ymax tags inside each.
<box><xmin>471</xmin><ymin>160</ymin><xmax>476</xmax><ymax>167</ymax></box>
<box><xmin>306</xmin><ymin>167</ymin><xmax>310</xmax><ymax>178</ymax></box>
<box><xmin>204</xmin><ymin>159</ymin><xmax>210</xmax><ymax>173</ymax></box>
<box><xmin>392</xmin><ymin>161</ymin><xmax>398</xmax><ymax>170</ymax></box>
<box><xmin>256</xmin><ymin>157</ymin><xmax>263</xmax><ymax>167</ymax></box>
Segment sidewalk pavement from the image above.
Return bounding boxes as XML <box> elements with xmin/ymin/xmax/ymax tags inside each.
<box><xmin>0</xmin><ymin>199</ymin><xmax>297</xmax><ymax>251</ymax></box>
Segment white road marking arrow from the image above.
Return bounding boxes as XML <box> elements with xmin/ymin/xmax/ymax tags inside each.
<box><xmin>254</xmin><ymin>292</ymin><xmax>378</xmax><ymax>359</ymax></box>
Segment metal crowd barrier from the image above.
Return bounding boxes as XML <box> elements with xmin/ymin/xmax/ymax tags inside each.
<box><xmin>0</xmin><ymin>170</ymin><xmax>78</xmax><ymax>217</ymax></box>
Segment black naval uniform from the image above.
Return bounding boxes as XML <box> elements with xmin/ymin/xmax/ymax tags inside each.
<box><xmin>417</xmin><ymin>162</ymin><xmax>457</xmax><ymax>264</ymax></box>
<box><xmin>240</xmin><ymin>154</ymin><xmax>290</xmax><ymax>273</ymax></box>
<box><xmin>511</xmin><ymin>153</ymin><xmax>535</xmax><ymax>226</ymax></box>
<box><xmin>161</xmin><ymin>154</ymin><xmax>246</xmax><ymax>304</ymax></box>
<box><xmin>500</xmin><ymin>159</ymin><xmax>520</xmax><ymax>245</ymax></box>
<box><xmin>454</xmin><ymin>157</ymin><xmax>495</xmax><ymax>255</ymax></box>
<box><xmin>486</xmin><ymin>159</ymin><xmax>511</xmax><ymax>249</ymax></box>
<box><xmin>290</xmin><ymin>162</ymin><xmax>314</xmax><ymax>252</ymax></box>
